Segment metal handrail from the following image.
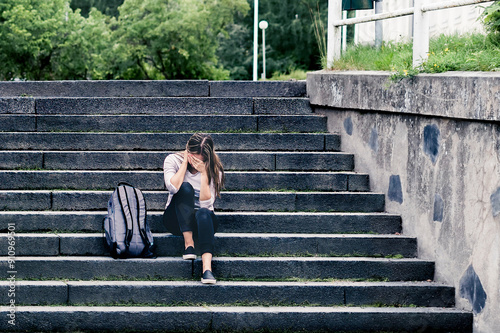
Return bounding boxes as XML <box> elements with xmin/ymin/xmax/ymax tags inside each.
<box><xmin>333</xmin><ymin>7</ymin><xmax>414</xmax><ymax>26</ymax></box>
<box><xmin>327</xmin><ymin>0</ymin><xmax>493</xmax><ymax>68</ymax></box>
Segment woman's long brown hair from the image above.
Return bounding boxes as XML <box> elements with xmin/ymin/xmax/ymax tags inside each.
<box><xmin>186</xmin><ymin>133</ymin><xmax>225</xmax><ymax>197</ymax></box>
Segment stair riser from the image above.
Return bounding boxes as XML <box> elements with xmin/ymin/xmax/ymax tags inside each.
<box><xmin>0</xmin><ymin>307</ymin><xmax>473</xmax><ymax>333</ymax></box>
<box><xmin>0</xmin><ymin>115</ymin><xmax>327</xmax><ymax>133</ymax></box>
<box><xmin>0</xmin><ymin>81</ymin><xmax>306</xmax><ymax>98</ymax></box>
<box><xmin>0</xmin><ymin>258</ymin><xmax>192</xmax><ymax>280</ymax></box>
<box><xmin>32</xmin><ymin>97</ymin><xmax>312</xmax><ymax>115</ymax></box>
<box><xmin>2</xmin><ymin>282</ymin><xmax>455</xmax><ymax>308</ymax></box>
<box><xmin>0</xmin><ymin>151</ymin><xmax>355</xmax><ymax>171</ymax></box>
<box><xmin>0</xmin><ymin>133</ymin><xmax>340</xmax><ymax>151</ymax></box>
<box><xmin>0</xmin><ymin>98</ymin><xmax>34</xmax><ymax>114</ymax></box>
<box><xmin>0</xmin><ymin>80</ymin><xmax>210</xmax><ymax>97</ymax></box>
<box><xmin>210</xmin><ymin>81</ymin><xmax>307</xmax><ymax>97</ymax></box>
<box><xmin>38</xmin><ymin>98</ymin><xmax>257</xmax><ymax>115</ymax></box>
<box><xmin>0</xmin><ymin>115</ymin><xmax>36</xmax><ymax>132</ymax></box>
<box><xmin>0</xmin><ymin>192</ymin><xmax>385</xmax><ymax>212</ymax></box>
<box><xmin>0</xmin><ymin>235</ymin><xmax>417</xmax><ymax>257</ymax></box>
<box><xmin>0</xmin><ymin>171</ymin><xmax>369</xmax><ymax>192</ymax></box>
<box><xmin>0</xmin><ymin>212</ymin><xmax>402</xmax><ymax>234</ymax></box>
<box><xmin>206</xmin><ymin>259</ymin><xmax>434</xmax><ymax>281</ymax></box>
<box><xmin>0</xmin><ymin>258</ymin><xmax>434</xmax><ymax>281</ymax></box>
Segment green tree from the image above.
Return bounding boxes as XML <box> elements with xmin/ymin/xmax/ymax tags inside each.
<box><xmin>70</xmin><ymin>0</ymin><xmax>124</xmax><ymax>18</ymax></box>
<box><xmin>109</xmin><ymin>0</ymin><xmax>250</xmax><ymax>80</ymax></box>
<box><xmin>56</xmin><ymin>8</ymin><xmax>117</xmax><ymax>79</ymax></box>
<box><xmin>0</xmin><ymin>0</ymin><xmax>70</xmax><ymax>79</ymax></box>
<box><xmin>217</xmin><ymin>0</ymin><xmax>327</xmax><ymax>80</ymax></box>
<box><xmin>0</xmin><ymin>0</ymin><xmax>112</xmax><ymax>80</ymax></box>
<box><xmin>217</xmin><ymin>21</ymin><xmax>253</xmax><ymax>80</ymax></box>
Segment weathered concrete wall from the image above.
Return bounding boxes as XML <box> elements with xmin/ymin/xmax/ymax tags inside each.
<box><xmin>307</xmin><ymin>71</ymin><xmax>500</xmax><ymax>333</ymax></box>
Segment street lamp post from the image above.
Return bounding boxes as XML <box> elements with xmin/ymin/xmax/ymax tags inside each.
<box><xmin>253</xmin><ymin>0</ymin><xmax>259</xmax><ymax>81</ymax></box>
<box><xmin>259</xmin><ymin>20</ymin><xmax>268</xmax><ymax>80</ymax></box>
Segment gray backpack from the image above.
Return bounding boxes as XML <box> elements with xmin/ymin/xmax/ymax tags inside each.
<box><xmin>103</xmin><ymin>183</ymin><xmax>155</xmax><ymax>258</ymax></box>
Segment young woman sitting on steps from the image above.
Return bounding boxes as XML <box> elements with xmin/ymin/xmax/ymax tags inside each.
<box><xmin>162</xmin><ymin>133</ymin><xmax>225</xmax><ymax>284</ymax></box>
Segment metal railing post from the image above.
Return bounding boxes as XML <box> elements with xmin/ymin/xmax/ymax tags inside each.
<box><xmin>413</xmin><ymin>0</ymin><xmax>430</xmax><ymax>67</ymax></box>
<box><xmin>375</xmin><ymin>0</ymin><xmax>383</xmax><ymax>49</ymax></box>
<box><xmin>327</xmin><ymin>0</ymin><xmax>342</xmax><ymax>68</ymax></box>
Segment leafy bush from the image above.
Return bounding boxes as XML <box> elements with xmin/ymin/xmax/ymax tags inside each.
<box><xmin>482</xmin><ymin>0</ymin><xmax>500</xmax><ymax>45</ymax></box>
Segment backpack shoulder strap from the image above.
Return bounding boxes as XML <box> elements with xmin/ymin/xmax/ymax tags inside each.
<box><xmin>134</xmin><ymin>187</ymin><xmax>151</xmax><ymax>247</ymax></box>
<box><xmin>117</xmin><ymin>185</ymin><xmax>134</xmax><ymax>249</ymax></box>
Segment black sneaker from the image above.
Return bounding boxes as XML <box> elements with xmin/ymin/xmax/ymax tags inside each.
<box><xmin>201</xmin><ymin>270</ymin><xmax>216</xmax><ymax>284</ymax></box>
<box><xmin>182</xmin><ymin>246</ymin><xmax>196</xmax><ymax>260</ymax></box>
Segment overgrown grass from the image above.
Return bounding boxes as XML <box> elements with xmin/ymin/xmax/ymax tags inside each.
<box><xmin>269</xmin><ymin>68</ymin><xmax>308</xmax><ymax>81</ymax></box>
<box><xmin>331</xmin><ymin>33</ymin><xmax>500</xmax><ymax>80</ymax></box>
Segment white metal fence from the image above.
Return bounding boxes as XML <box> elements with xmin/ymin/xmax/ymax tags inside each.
<box><xmin>327</xmin><ymin>0</ymin><xmax>494</xmax><ymax>68</ymax></box>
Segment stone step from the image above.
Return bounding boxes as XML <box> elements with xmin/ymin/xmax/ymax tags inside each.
<box><xmin>0</xmin><ymin>151</ymin><xmax>355</xmax><ymax>171</ymax></box>
<box><xmin>0</xmin><ymin>171</ymin><xmax>369</xmax><ymax>191</ymax></box>
<box><xmin>1</xmin><ymin>281</ymin><xmax>455</xmax><ymax>308</ymax></box>
<box><xmin>0</xmin><ymin>191</ymin><xmax>385</xmax><ymax>212</ymax></box>
<box><xmin>0</xmin><ymin>257</ymin><xmax>435</xmax><ymax>281</ymax></box>
<box><xmin>0</xmin><ymin>114</ymin><xmax>327</xmax><ymax>133</ymax></box>
<box><xmin>0</xmin><ymin>97</ymin><xmax>312</xmax><ymax>115</ymax></box>
<box><xmin>0</xmin><ymin>132</ymin><xmax>339</xmax><ymax>151</ymax></box>
<box><xmin>0</xmin><ymin>80</ymin><xmax>306</xmax><ymax>98</ymax></box>
<box><xmin>0</xmin><ymin>306</ymin><xmax>472</xmax><ymax>332</ymax></box>
<box><xmin>0</xmin><ymin>80</ymin><xmax>209</xmax><ymax>97</ymax></box>
<box><xmin>0</xmin><ymin>211</ymin><xmax>402</xmax><ymax>234</ymax></box>
<box><xmin>210</xmin><ymin>81</ymin><xmax>307</xmax><ymax>97</ymax></box>
<box><xmin>0</xmin><ymin>233</ymin><xmax>417</xmax><ymax>257</ymax></box>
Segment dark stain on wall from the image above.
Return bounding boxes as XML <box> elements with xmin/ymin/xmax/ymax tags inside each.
<box><xmin>460</xmin><ymin>264</ymin><xmax>487</xmax><ymax>314</ymax></box>
<box><xmin>369</xmin><ymin>127</ymin><xmax>378</xmax><ymax>152</ymax></box>
<box><xmin>344</xmin><ymin>117</ymin><xmax>353</xmax><ymax>136</ymax></box>
<box><xmin>490</xmin><ymin>187</ymin><xmax>500</xmax><ymax>217</ymax></box>
<box><xmin>433</xmin><ymin>194</ymin><xmax>444</xmax><ymax>222</ymax></box>
<box><xmin>423</xmin><ymin>124</ymin><xmax>440</xmax><ymax>164</ymax></box>
<box><xmin>388</xmin><ymin>175</ymin><xmax>403</xmax><ymax>204</ymax></box>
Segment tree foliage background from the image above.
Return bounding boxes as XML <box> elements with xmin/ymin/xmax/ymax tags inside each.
<box><xmin>0</xmin><ymin>0</ymin><xmax>327</xmax><ymax>80</ymax></box>
<box><xmin>482</xmin><ymin>0</ymin><xmax>500</xmax><ymax>45</ymax></box>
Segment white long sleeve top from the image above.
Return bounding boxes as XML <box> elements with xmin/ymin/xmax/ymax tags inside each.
<box><xmin>163</xmin><ymin>153</ymin><xmax>216</xmax><ymax>211</ymax></box>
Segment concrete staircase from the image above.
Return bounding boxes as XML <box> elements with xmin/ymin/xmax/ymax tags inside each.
<box><xmin>0</xmin><ymin>81</ymin><xmax>472</xmax><ymax>332</ymax></box>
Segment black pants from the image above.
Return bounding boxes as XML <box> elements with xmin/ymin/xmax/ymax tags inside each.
<box><xmin>163</xmin><ymin>182</ymin><xmax>218</xmax><ymax>255</ymax></box>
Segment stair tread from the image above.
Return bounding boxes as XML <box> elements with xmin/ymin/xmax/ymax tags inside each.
<box><xmin>6</xmin><ymin>305</ymin><xmax>471</xmax><ymax>312</ymax></box>
<box><xmin>3</xmin><ymin>256</ymin><xmax>431</xmax><ymax>262</ymax></box>
<box><xmin>0</xmin><ymin>306</ymin><xmax>471</xmax><ymax>332</ymax></box>
<box><xmin>2</xmin><ymin>280</ymin><xmax>449</xmax><ymax>287</ymax></box>
<box><xmin>0</xmin><ymin>170</ymin><xmax>365</xmax><ymax>175</ymax></box>
<box><xmin>6</xmin><ymin>232</ymin><xmax>409</xmax><ymax>238</ymax></box>
<box><xmin>0</xmin><ymin>150</ymin><xmax>351</xmax><ymax>154</ymax></box>
<box><xmin>0</xmin><ymin>210</ymin><xmax>399</xmax><ymax>215</ymax></box>
<box><xmin>0</xmin><ymin>189</ymin><xmax>381</xmax><ymax>194</ymax></box>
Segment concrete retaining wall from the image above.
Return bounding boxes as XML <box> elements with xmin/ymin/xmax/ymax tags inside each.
<box><xmin>307</xmin><ymin>70</ymin><xmax>500</xmax><ymax>333</ymax></box>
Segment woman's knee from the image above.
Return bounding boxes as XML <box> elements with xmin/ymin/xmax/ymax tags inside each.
<box><xmin>177</xmin><ymin>182</ymin><xmax>194</xmax><ymax>197</ymax></box>
<box><xmin>196</xmin><ymin>208</ymin><xmax>218</xmax><ymax>232</ymax></box>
